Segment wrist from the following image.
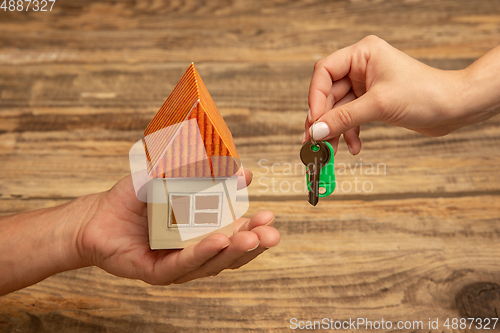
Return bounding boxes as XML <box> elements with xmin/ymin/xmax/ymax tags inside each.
<box><xmin>432</xmin><ymin>67</ymin><xmax>483</xmax><ymax>130</ymax></box>
<box><xmin>460</xmin><ymin>66</ymin><xmax>481</xmax><ymax>115</ymax></box>
<box><xmin>446</xmin><ymin>68</ymin><xmax>470</xmax><ymax>120</ymax></box>
<box><xmin>456</xmin><ymin>46</ymin><xmax>500</xmax><ymax>122</ymax></box>
<box><xmin>0</xmin><ymin>192</ymin><xmax>100</xmax><ymax>295</ymax></box>
<box><xmin>35</xmin><ymin>192</ymin><xmax>101</xmax><ymax>273</ymax></box>
<box><xmin>67</xmin><ymin>192</ymin><xmax>102</xmax><ymax>269</ymax></box>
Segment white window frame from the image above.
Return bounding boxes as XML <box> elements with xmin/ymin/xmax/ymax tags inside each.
<box><xmin>167</xmin><ymin>193</ymin><xmax>192</xmax><ymax>228</ymax></box>
<box><xmin>168</xmin><ymin>192</ymin><xmax>223</xmax><ymax>228</ymax></box>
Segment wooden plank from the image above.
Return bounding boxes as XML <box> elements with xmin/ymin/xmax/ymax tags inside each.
<box><xmin>0</xmin><ymin>63</ymin><xmax>313</xmax><ymax>113</ymax></box>
<box><xmin>0</xmin><ymin>0</ymin><xmax>499</xmax><ymax>65</ymax></box>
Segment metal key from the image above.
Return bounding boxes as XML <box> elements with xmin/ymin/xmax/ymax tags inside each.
<box><xmin>300</xmin><ymin>141</ymin><xmax>331</xmax><ymax>206</ymax></box>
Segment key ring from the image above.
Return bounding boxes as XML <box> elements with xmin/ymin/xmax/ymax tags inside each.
<box><xmin>309</xmin><ymin>120</ymin><xmax>319</xmax><ymax>147</ymax></box>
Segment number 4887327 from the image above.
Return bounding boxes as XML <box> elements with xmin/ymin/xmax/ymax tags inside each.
<box><xmin>1</xmin><ymin>0</ymin><xmax>56</xmax><ymax>11</ymax></box>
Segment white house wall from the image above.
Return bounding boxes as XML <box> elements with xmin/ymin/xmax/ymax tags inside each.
<box><xmin>147</xmin><ymin>177</ymin><xmax>238</xmax><ymax>249</ymax></box>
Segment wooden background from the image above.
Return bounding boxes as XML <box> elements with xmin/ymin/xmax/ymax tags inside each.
<box><xmin>1</xmin><ymin>0</ymin><xmax>500</xmax><ymax>332</ymax></box>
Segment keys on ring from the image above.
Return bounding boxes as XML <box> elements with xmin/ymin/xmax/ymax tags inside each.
<box><xmin>300</xmin><ymin>127</ymin><xmax>336</xmax><ymax>206</ymax></box>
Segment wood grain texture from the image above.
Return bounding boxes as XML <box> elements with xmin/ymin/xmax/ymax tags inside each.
<box><xmin>1</xmin><ymin>0</ymin><xmax>500</xmax><ymax>332</ymax></box>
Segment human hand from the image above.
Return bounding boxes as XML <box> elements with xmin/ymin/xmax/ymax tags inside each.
<box><xmin>77</xmin><ymin>170</ymin><xmax>280</xmax><ymax>285</ymax></box>
<box><xmin>304</xmin><ymin>35</ymin><xmax>499</xmax><ymax>155</ymax></box>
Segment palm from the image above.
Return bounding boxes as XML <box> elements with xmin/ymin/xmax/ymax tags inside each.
<box><xmin>80</xmin><ymin>175</ymin><xmax>280</xmax><ymax>285</ymax></box>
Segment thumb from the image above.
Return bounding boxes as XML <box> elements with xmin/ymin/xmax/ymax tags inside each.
<box><xmin>311</xmin><ymin>91</ymin><xmax>381</xmax><ymax>140</ymax></box>
<box><xmin>107</xmin><ymin>174</ymin><xmax>146</xmax><ymax>214</ymax></box>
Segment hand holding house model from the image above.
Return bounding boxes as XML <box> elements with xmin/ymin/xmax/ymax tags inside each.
<box><xmin>129</xmin><ymin>64</ymin><xmax>249</xmax><ymax>249</ymax></box>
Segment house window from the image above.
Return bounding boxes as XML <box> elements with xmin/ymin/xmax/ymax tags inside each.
<box><xmin>169</xmin><ymin>192</ymin><xmax>222</xmax><ymax>228</ymax></box>
<box><xmin>170</xmin><ymin>195</ymin><xmax>191</xmax><ymax>226</ymax></box>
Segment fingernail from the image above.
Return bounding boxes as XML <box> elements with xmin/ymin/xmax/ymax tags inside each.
<box><xmin>222</xmin><ymin>241</ymin><xmax>231</xmax><ymax>249</ymax></box>
<box><xmin>307</xmin><ymin>108</ymin><xmax>312</xmax><ymax>123</ymax></box>
<box><xmin>311</xmin><ymin>122</ymin><xmax>330</xmax><ymax>140</ymax></box>
<box><xmin>246</xmin><ymin>242</ymin><xmax>260</xmax><ymax>252</ymax></box>
<box><xmin>347</xmin><ymin>144</ymin><xmax>354</xmax><ymax>155</ymax></box>
<box><xmin>302</xmin><ymin>132</ymin><xmax>306</xmax><ymax>144</ymax></box>
<box><xmin>265</xmin><ymin>217</ymin><xmax>276</xmax><ymax>226</ymax></box>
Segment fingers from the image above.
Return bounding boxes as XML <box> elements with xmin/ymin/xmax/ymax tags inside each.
<box><xmin>234</xmin><ymin>210</ymin><xmax>275</xmax><ymax>233</ymax></box>
<box><xmin>108</xmin><ymin>174</ymin><xmax>147</xmax><ymax>217</ymax></box>
<box><xmin>228</xmin><ymin>247</ymin><xmax>267</xmax><ymax>270</ymax></box>
<box><xmin>303</xmin><ymin>117</ymin><xmax>312</xmax><ymax>143</ymax></box>
<box><xmin>228</xmin><ymin>225</ymin><xmax>281</xmax><ymax>269</ymax></box>
<box><xmin>222</xmin><ymin>212</ymin><xmax>280</xmax><ymax>270</ymax></box>
<box><xmin>172</xmin><ymin>211</ymin><xmax>280</xmax><ymax>284</ymax></box>
<box><xmin>312</xmin><ymin>76</ymin><xmax>353</xmax><ymax>123</ymax></box>
<box><xmin>310</xmin><ymin>90</ymin><xmax>380</xmax><ymax>141</ymax></box>
<box><xmin>242</xmin><ymin>225</ymin><xmax>280</xmax><ymax>250</ymax></box>
<box><xmin>335</xmin><ymin>90</ymin><xmax>356</xmax><ymax>108</ymax></box>
<box><xmin>307</xmin><ymin>90</ymin><xmax>362</xmax><ymax>155</ymax></box>
<box><xmin>237</xmin><ymin>168</ymin><xmax>253</xmax><ymax>190</ymax></box>
<box><xmin>333</xmin><ymin>90</ymin><xmax>361</xmax><ymax>155</ymax></box>
<box><xmin>306</xmin><ymin>77</ymin><xmax>353</xmax><ymax>142</ymax></box>
<box><xmin>343</xmin><ymin>127</ymin><xmax>361</xmax><ymax>155</ymax></box>
<box><xmin>306</xmin><ymin>36</ymin><xmax>386</xmax><ymax>146</ymax></box>
<box><xmin>308</xmin><ymin>46</ymin><xmax>355</xmax><ymax>123</ymax></box>
<box><xmin>236</xmin><ymin>212</ymin><xmax>279</xmax><ymax>250</ymax></box>
<box><xmin>326</xmin><ymin>136</ymin><xmax>340</xmax><ymax>156</ymax></box>
<box><xmin>328</xmin><ymin>76</ymin><xmax>353</xmax><ymax>110</ymax></box>
<box><xmin>172</xmin><ymin>231</ymin><xmax>260</xmax><ymax>284</ymax></box>
<box><xmin>150</xmin><ymin>233</ymin><xmax>230</xmax><ymax>284</ymax></box>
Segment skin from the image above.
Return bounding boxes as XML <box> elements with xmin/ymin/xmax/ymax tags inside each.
<box><xmin>304</xmin><ymin>35</ymin><xmax>500</xmax><ymax>154</ymax></box>
<box><xmin>0</xmin><ymin>169</ymin><xmax>280</xmax><ymax>296</ymax></box>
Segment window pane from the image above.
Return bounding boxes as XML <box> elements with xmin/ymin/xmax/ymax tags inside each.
<box><xmin>171</xmin><ymin>195</ymin><xmax>190</xmax><ymax>225</ymax></box>
<box><xmin>194</xmin><ymin>212</ymin><xmax>219</xmax><ymax>225</ymax></box>
<box><xmin>195</xmin><ymin>195</ymin><xmax>219</xmax><ymax>210</ymax></box>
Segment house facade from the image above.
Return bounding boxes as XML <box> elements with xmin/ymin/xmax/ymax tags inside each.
<box><xmin>147</xmin><ymin>177</ymin><xmax>238</xmax><ymax>249</ymax></box>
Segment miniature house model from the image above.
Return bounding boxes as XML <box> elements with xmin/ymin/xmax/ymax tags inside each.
<box><xmin>144</xmin><ymin>64</ymin><xmax>242</xmax><ymax>249</ymax></box>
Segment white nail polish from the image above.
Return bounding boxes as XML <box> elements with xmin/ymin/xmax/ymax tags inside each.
<box><xmin>307</xmin><ymin>108</ymin><xmax>312</xmax><ymax>123</ymax></box>
<box><xmin>312</xmin><ymin>122</ymin><xmax>330</xmax><ymax>140</ymax></box>
<box><xmin>347</xmin><ymin>144</ymin><xmax>354</xmax><ymax>155</ymax></box>
<box><xmin>302</xmin><ymin>132</ymin><xmax>306</xmax><ymax>143</ymax></box>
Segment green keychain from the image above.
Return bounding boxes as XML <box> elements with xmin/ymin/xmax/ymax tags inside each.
<box><xmin>300</xmin><ymin>140</ymin><xmax>336</xmax><ymax>205</ymax></box>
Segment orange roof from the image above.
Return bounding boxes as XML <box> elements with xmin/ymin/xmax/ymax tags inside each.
<box><xmin>144</xmin><ymin>63</ymin><xmax>240</xmax><ymax>179</ymax></box>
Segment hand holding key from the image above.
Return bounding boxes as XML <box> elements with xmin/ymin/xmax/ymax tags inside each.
<box><xmin>304</xmin><ymin>36</ymin><xmax>500</xmax><ymax>155</ymax></box>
